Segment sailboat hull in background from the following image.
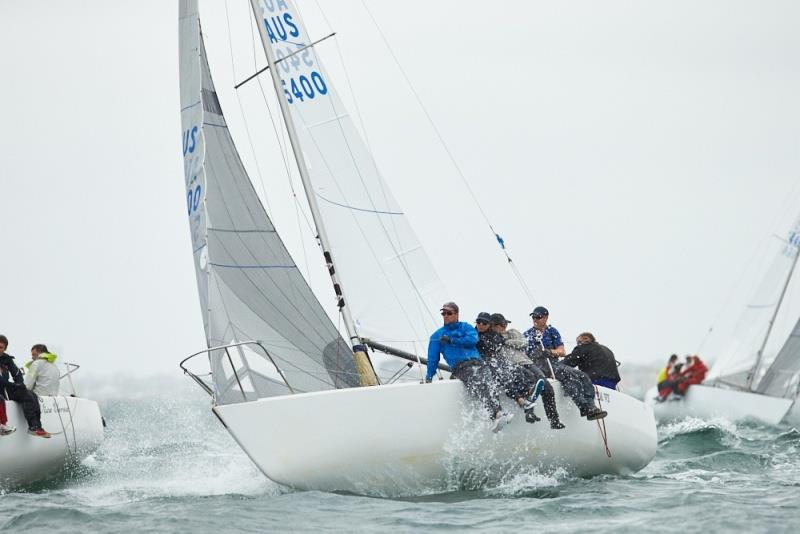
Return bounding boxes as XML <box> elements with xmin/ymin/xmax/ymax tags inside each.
<box><xmin>214</xmin><ymin>380</ymin><xmax>656</xmax><ymax>495</ymax></box>
<box><xmin>0</xmin><ymin>397</ymin><xmax>104</xmax><ymax>487</ymax></box>
<box><xmin>644</xmin><ymin>385</ymin><xmax>793</xmax><ymax>425</ymax></box>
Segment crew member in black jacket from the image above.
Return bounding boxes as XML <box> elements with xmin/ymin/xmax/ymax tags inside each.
<box><xmin>0</xmin><ymin>335</ymin><xmax>50</xmax><ymax>437</ymax></box>
<box><xmin>563</xmin><ymin>332</ymin><xmax>621</xmax><ymax>390</ymax></box>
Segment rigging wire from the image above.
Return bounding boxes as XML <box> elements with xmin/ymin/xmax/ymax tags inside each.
<box><xmin>359</xmin><ymin>1</ymin><xmax>538</xmax><ymax>308</ymax></box>
<box><xmin>695</xmin><ymin>176</ymin><xmax>800</xmax><ymax>356</ymax></box>
<box><xmin>223</xmin><ymin>0</ymin><xmax>273</xmax><ymax>216</ymax></box>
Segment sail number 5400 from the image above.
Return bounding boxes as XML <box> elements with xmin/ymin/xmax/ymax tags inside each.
<box><xmin>281</xmin><ymin>71</ymin><xmax>328</xmax><ymax>104</ymax></box>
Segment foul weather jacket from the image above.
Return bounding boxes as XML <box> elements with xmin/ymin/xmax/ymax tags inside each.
<box><xmin>563</xmin><ymin>342</ymin><xmax>621</xmax><ymax>383</ymax></box>
<box><xmin>0</xmin><ymin>352</ymin><xmax>25</xmax><ymax>396</ymax></box>
<box><xmin>24</xmin><ymin>353</ymin><xmax>60</xmax><ymax>396</ymax></box>
<box><xmin>427</xmin><ymin>321</ymin><xmax>481</xmax><ymax>381</ymax></box>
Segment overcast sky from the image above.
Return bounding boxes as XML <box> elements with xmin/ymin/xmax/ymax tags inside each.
<box><xmin>2</xmin><ymin>1</ymin><xmax>800</xmax><ymax>386</ymax></box>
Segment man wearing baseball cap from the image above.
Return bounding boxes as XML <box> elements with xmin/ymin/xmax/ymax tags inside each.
<box><xmin>426</xmin><ymin>302</ymin><xmax>513</xmax><ymax>433</ymax></box>
<box><xmin>523</xmin><ymin>307</ymin><xmax>607</xmax><ymax>420</ymax></box>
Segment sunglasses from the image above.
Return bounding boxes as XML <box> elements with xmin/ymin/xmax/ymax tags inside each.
<box><xmin>476</xmin><ymin>320</ymin><xmax>489</xmax><ymax>325</ymax></box>
<box><xmin>532</xmin><ymin>315</ymin><xmax>545</xmax><ymax>320</ymax></box>
<box><xmin>441</xmin><ymin>310</ymin><xmax>455</xmax><ymax>316</ymax></box>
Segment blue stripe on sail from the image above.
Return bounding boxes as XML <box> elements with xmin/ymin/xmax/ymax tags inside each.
<box><xmin>316</xmin><ymin>193</ymin><xmax>403</xmax><ymax>216</ymax></box>
<box><xmin>209</xmin><ymin>262</ymin><xmax>295</xmax><ymax>269</ymax></box>
<box><xmin>181</xmin><ymin>100</ymin><xmax>202</xmax><ymax>112</ymax></box>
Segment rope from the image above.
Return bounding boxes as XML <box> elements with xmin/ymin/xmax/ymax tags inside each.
<box><xmin>359</xmin><ymin>1</ymin><xmax>537</xmax><ymax>308</ymax></box>
<box><xmin>594</xmin><ymin>385</ymin><xmax>612</xmax><ymax>459</ymax></box>
<box><xmin>51</xmin><ymin>397</ymin><xmax>75</xmax><ymax>455</ymax></box>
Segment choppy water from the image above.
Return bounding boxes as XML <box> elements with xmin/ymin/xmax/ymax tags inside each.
<box><xmin>2</xmin><ymin>378</ymin><xmax>799</xmax><ymax>533</ymax></box>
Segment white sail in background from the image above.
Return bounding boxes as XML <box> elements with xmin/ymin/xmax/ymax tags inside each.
<box><xmin>757</xmin><ymin>316</ymin><xmax>800</xmax><ymax>398</ymax></box>
<box><xmin>707</xmin><ymin>216</ymin><xmax>800</xmax><ymax>388</ymax></box>
<box><xmin>180</xmin><ymin>0</ymin><xmax>359</xmax><ymax>404</ymax></box>
<box><xmin>251</xmin><ymin>1</ymin><xmax>448</xmax><ymax>355</ymax></box>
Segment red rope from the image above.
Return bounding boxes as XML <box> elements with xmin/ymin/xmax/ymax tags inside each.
<box><xmin>594</xmin><ymin>385</ymin><xmax>612</xmax><ymax>458</ymax></box>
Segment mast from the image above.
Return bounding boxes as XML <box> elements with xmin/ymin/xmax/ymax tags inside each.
<box><xmin>247</xmin><ymin>1</ymin><xmax>378</xmax><ymax>385</ymax></box>
<box><xmin>747</xmin><ymin>237</ymin><xmax>800</xmax><ymax>390</ymax></box>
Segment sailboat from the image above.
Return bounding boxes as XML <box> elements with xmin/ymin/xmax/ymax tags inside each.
<box><xmin>646</xmin><ymin>215</ymin><xmax>800</xmax><ymax>425</ymax></box>
<box><xmin>178</xmin><ymin>0</ymin><xmax>656</xmax><ymax>494</ymax></box>
<box><xmin>0</xmin><ymin>361</ymin><xmax>104</xmax><ymax>487</ymax></box>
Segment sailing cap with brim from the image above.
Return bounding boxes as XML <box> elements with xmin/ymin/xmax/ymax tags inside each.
<box><xmin>530</xmin><ymin>306</ymin><xmax>549</xmax><ymax>317</ymax></box>
<box><xmin>440</xmin><ymin>302</ymin><xmax>459</xmax><ymax>313</ymax></box>
<box><xmin>476</xmin><ymin>312</ymin><xmax>491</xmax><ymax>322</ymax></box>
<box><xmin>489</xmin><ymin>313</ymin><xmax>510</xmax><ymax>325</ymax></box>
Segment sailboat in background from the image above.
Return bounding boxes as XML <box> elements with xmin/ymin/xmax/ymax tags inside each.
<box><xmin>647</xmin><ymin>215</ymin><xmax>800</xmax><ymax>425</ymax></box>
<box><xmin>0</xmin><ymin>361</ymin><xmax>104</xmax><ymax>487</ymax></box>
<box><xmin>178</xmin><ymin>0</ymin><xmax>656</xmax><ymax>495</ymax></box>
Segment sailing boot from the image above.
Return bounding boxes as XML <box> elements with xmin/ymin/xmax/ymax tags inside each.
<box><xmin>524</xmin><ymin>408</ymin><xmax>541</xmax><ymax>424</ymax></box>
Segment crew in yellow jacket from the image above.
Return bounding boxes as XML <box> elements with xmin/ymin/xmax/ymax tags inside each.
<box><xmin>25</xmin><ymin>344</ymin><xmax>60</xmax><ymax>396</ymax></box>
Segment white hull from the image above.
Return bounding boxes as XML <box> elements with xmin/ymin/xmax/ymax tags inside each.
<box><xmin>645</xmin><ymin>385</ymin><xmax>794</xmax><ymax>426</ymax></box>
<box><xmin>214</xmin><ymin>380</ymin><xmax>656</xmax><ymax>495</ymax></box>
<box><xmin>0</xmin><ymin>396</ymin><xmax>104</xmax><ymax>487</ymax></box>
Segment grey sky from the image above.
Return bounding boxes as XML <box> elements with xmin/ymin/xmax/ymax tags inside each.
<box><xmin>2</xmin><ymin>1</ymin><xmax>800</xmax><ymax>382</ymax></box>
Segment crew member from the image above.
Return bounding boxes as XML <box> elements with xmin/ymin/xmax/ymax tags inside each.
<box><xmin>0</xmin><ymin>335</ymin><xmax>50</xmax><ymax>437</ymax></box>
<box><xmin>426</xmin><ymin>303</ymin><xmax>513</xmax><ymax>432</ymax></box>
<box><xmin>563</xmin><ymin>332</ymin><xmax>621</xmax><ymax>390</ymax></box>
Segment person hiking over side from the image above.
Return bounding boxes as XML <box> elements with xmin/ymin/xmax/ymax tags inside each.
<box><xmin>474</xmin><ymin>312</ymin><xmax>550</xmax><ymax>427</ymax></box>
<box><xmin>522</xmin><ymin>307</ymin><xmax>607</xmax><ymax>420</ymax></box>
<box><xmin>563</xmin><ymin>332</ymin><xmax>621</xmax><ymax>390</ymax></box>
<box><xmin>0</xmin><ymin>335</ymin><xmax>50</xmax><ymax>437</ymax></box>
<box><xmin>0</xmin><ymin>374</ymin><xmax>13</xmax><ymax>435</ymax></box>
<box><xmin>675</xmin><ymin>355</ymin><xmax>707</xmax><ymax>395</ymax></box>
<box><xmin>489</xmin><ymin>313</ymin><xmax>564</xmax><ymax>429</ymax></box>
<box><xmin>426</xmin><ymin>303</ymin><xmax>513</xmax><ymax>432</ymax></box>
<box><xmin>656</xmin><ymin>354</ymin><xmax>679</xmax><ymax>392</ymax></box>
<box><xmin>25</xmin><ymin>344</ymin><xmax>61</xmax><ymax>396</ymax></box>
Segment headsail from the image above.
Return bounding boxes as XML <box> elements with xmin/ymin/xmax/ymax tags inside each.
<box><xmin>756</xmin><ymin>317</ymin><xmax>800</xmax><ymax>398</ymax></box>
<box><xmin>707</xmin><ymin>217</ymin><xmax>800</xmax><ymax>389</ymax></box>
<box><xmin>251</xmin><ymin>1</ymin><xmax>449</xmax><ymax>356</ymax></box>
<box><xmin>180</xmin><ymin>0</ymin><xmax>359</xmax><ymax>404</ymax></box>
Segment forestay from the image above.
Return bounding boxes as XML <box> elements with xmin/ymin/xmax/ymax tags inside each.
<box><xmin>707</xmin><ymin>215</ymin><xmax>800</xmax><ymax>389</ymax></box>
<box><xmin>251</xmin><ymin>1</ymin><xmax>448</xmax><ymax>355</ymax></box>
<box><xmin>180</xmin><ymin>0</ymin><xmax>359</xmax><ymax>404</ymax></box>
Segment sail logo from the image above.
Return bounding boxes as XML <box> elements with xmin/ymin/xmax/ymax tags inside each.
<box><xmin>183</xmin><ymin>125</ymin><xmax>199</xmax><ymax>156</ymax></box>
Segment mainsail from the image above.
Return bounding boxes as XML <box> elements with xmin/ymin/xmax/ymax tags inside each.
<box><xmin>250</xmin><ymin>1</ymin><xmax>449</xmax><ymax>356</ymax></box>
<box><xmin>707</xmin><ymin>216</ymin><xmax>800</xmax><ymax>390</ymax></box>
<box><xmin>180</xmin><ymin>0</ymin><xmax>359</xmax><ymax>404</ymax></box>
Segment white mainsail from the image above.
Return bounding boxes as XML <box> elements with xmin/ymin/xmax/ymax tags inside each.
<box><xmin>251</xmin><ymin>1</ymin><xmax>449</xmax><ymax>356</ymax></box>
<box><xmin>180</xmin><ymin>1</ymin><xmax>360</xmax><ymax>404</ymax></box>
<box><xmin>757</xmin><ymin>316</ymin><xmax>800</xmax><ymax>398</ymax></box>
<box><xmin>706</xmin><ymin>216</ymin><xmax>800</xmax><ymax>389</ymax></box>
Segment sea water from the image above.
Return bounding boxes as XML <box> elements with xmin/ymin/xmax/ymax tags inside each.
<box><xmin>1</xmin><ymin>377</ymin><xmax>798</xmax><ymax>533</ymax></box>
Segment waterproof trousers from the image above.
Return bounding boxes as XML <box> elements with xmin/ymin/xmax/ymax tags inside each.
<box><xmin>451</xmin><ymin>359</ymin><xmax>501</xmax><ymax>418</ymax></box>
<box><xmin>2</xmin><ymin>385</ymin><xmax>43</xmax><ymax>431</ymax></box>
<box><xmin>0</xmin><ymin>399</ymin><xmax>6</xmax><ymax>424</ymax></box>
<box><xmin>546</xmin><ymin>362</ymin><xmax>598</xmax><ymax>413</ymax></box>
<box><xmin>519</xmin><ymin>363</ymin><xmax>561</xmax><ymax>423</ymax></box>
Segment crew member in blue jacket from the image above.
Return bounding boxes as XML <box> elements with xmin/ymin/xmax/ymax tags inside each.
<box><xmin>426</xmin><ymin>302</ymin><xmax>512</xmax><ymax>432</ymax></box>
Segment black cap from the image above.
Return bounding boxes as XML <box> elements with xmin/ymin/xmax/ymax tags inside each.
<box><xmin>475</xmin><ymin>312</ymin><xmax>491</xmax><ymax>323</ymax></box>
<box><xmin>530</xmin><ymin>306</ymin><xmax>549</xmax><ymax>317</ymax></box>
<box><xmin>489</xmin><ymin>313</ymin><xmax>510</xmax><ymax>326</ymax></box>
